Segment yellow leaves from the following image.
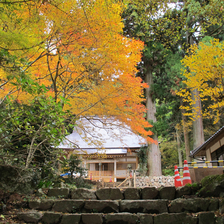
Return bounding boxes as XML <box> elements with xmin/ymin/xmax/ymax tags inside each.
<box><xmin>0</xmin><ymin>1</ymin><xmax>45</xmax><ymax>51</ymax></box>
<box><xmin>177</xmin><ymin>38</ymin><xmax>224</xmax><ymax>123</ymax></box>
<box><xmin>0</xmin><ymin>68</ymin><xmax>6</xmax><ymax>80</ymax></box>
<box><xmin>0</xmin><ymin>0</ymin><xmax>154</xmax><ymax>143</ymax></box>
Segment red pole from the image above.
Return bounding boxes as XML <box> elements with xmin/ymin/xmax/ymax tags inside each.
<box><xmin>90</xmin><ymin>173</ymin><xmax>92</xmax><ymax>180</ymax></box>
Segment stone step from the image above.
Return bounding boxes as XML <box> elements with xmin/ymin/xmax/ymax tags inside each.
<box><xmin>15</xmin><ymin>186</ymin><xmax>223</xmax><ymax>223</ymax></box>
<box><xmin>17</xmin><ymin>211</ymin><xmax>220</xmax><ymax>224</ymax></box>
<box><xmin>27</xmin><ymin>198</ymin><xmax>222</xmax><ymax>214</ymax></box>
<box><xmin>44</xmin><ymin>186</ymin><xmax>195</xmax><ymax>200</ymax></box>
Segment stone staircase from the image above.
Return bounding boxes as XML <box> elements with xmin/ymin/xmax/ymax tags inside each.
<box><xmin>16</xmin><ymin>186</ymin><xmax>224</xmax><ymax>224</ymax></box>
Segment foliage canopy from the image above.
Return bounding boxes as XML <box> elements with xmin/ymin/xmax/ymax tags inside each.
<box><xmin>178</xmin><ymin>38</ymin><xmax>224</xmax><ymax>124</ymax></box>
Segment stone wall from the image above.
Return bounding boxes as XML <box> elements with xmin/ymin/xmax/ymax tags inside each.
<box><xmin>136</xmin><ymin>175</ymin><xmax>174</xmax><ymax>188</ymax></box>
<box><xmin>16</xmin><ymin>186</ymin><xmax>224</xmax><ymax>224</ymax></box>
<box><xmin>5</xmin><ymin>174</ymin><xmax>224</xmax><ymax>223</ymax></box>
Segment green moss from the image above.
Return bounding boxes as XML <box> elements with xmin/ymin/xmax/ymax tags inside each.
<box><xmin>201</xmin><ymin>174</ymin><xmax>224</xmax><ymax>187</ymax></box>
<box><xmin>191</xmin><ymin>182</ymin><xmax>199</xmax><ymax>188</ymax></box>
<box><xmin>191</xmin><ymin>182</ymin><xmax>201</xmax><ymax>194</ymax></box>
<box><xmin>197</xmin><ymin>174</ymin><xmax>224</xmax><ymax>197</ymax></box>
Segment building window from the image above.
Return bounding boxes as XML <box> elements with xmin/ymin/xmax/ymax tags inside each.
<box><xmin>211</xmin><ymin>145</ymin><xmax>224</xmax><ymax>166</ymax></box>
<box><xmin>95</xmin><ymin>163</ymin><xmax>109</xmax><ymax>171</ymax></box>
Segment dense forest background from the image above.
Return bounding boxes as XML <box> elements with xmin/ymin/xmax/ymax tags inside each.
<box><xmin>121</xmin><ymin>0</ymin><xmax>224</xmax><ymax>175</ymax></box>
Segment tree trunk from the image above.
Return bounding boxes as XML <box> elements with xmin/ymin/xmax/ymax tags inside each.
<box><xmin>176</xmin><ymin>129</ymin><xmax>183</xmax><ymax>168</ymax></box>
<box><xmin>145</xmin><ymin>64</ymin><xmax>162</xmax><ymax>176</ymax></box>
<box><xmin>186</xmin><ymin>28</ymin><xmax>204</xmax><ymax>152</ymax></box>
<box><xmin>180</xmin><ymin>98</ymin><xmax>191</xmax><ymax>161</ymax></box>
<box><xmin>192</xmin><ymin>89</ymin><xmax>204</xmax><ymax>149</ymax></box>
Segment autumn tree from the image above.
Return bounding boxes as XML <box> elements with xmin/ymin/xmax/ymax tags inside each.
<box><xmin>0</xmin><ymin>0</ymin><xmax>157</xmax><ymax>188</ymax></box>
<box><xmin>174</xmin><ymin>0</ymin><xmax>224</xmax><ymax>150</ymax></box>
<box><xmin>178</xmin><ymin>38</ymin><xmax>224</xmax><ymax>125</ymax></box>
<box><xmin>0</xmin><ymin>0</ymin><xmax>155</xmax><ymax>140</ymax></box>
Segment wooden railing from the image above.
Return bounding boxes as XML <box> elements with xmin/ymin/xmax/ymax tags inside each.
<box><xmin>88</xmin><ymin>171</ymin><xmax>114</xmax><ymax>182</ymax></box>
<box><xmin>117</xmin><ymin>177</ymin><xmax>131</xmax><ymax>188</ymax></box>
<box><xmin>87</xmin><ymin>170</ymin><xmax>132</xmax><ymax>182</ymax></box>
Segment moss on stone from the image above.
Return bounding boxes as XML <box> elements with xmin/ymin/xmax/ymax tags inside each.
<box><xmin>201</xmin><ymin>174</ymin><xmax>224</xmax><ymax>186</ymax></box>
<box><xmin>198</xmin><ymin>174</ymin><xmax>224</xmax><ymax>197</ymax></box>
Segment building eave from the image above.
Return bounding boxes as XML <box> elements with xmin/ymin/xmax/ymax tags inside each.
<box><xmin>190</xmin><ymin>126</ymin><xmax>224</xmax><ymax>158</ymax></box>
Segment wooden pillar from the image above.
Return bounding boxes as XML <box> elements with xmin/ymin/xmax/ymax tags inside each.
<box><xmin>206</xmin><ymin>148</ymin><xmax>212</xmax><ymax>166</ymax></box>
<box><xmin>114</xmin><ymin>159</ymin><xmax>117</xmax><ymax>182</ymax></box>
<box><xmin>134</xmin><ymin>171</ymin><xmax>136</xmax><ymax>188</ymax></box>
<box><xmin>136</xmin><ymin>155</ymin><xmax>138</xmax><ymax>170</ymax></box>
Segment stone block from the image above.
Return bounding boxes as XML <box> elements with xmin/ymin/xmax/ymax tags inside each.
<box><xmin>82</xmin><ymin>213</ymin><xmax>103</xmax><ymax>224</ymax></box>
<box><xmin>137</xmin><ymin>213</ymin><xmax>153</xmax><ymax>224</ymax></box>
<box><xmin>169</xmin><ymin>198</ymin><xmax>210</xmax><ymax>213</ymax></box>
<box><xmin>96</xmin><ymin>188</ymin><xmax>123</xmax><ymax>200</ymax></box>
<box><xmin>47</xmin><ymin>188</ymin><xmax>70</xmax><ymax>198</ymax></box>
<box><xmin>199</xmin><ymin>212</ymin><xmax>215</xmax><ymax>224</ymax></box>
<box><xmin>219</xmin><ymin>199</ymin><xmax>224</xmax><ymax>214</ymax></box>
<box><xmin>29</xmin><ymin>199</ymin><xmax>54</xmax><ymax>210</ymax></box>
<box><xmin>60</xmin><ymin>214</ymin><xmax>81</xmax><ymax>224</ymax></box>
<box><xmin>104</xmin><ymin>213</ymin><xmax>139</xmax><ymax>224</ymax></box>
<box><xmin>200</xmin><ymin>174</ymin><xmax>224</xmax><ymax>197</ymax></box>
<box><xmin>42</xmin><ymin>212</ymin><xmax>61</xmax><ymax>224</ymax></box>
<box><xmin>123</xmin><ymin>188</ymin><xmax>140</xmax><ymax>200</ymax></box>
<box><xmin>35</xmin><ymin>188</ymin><xmax>48</xmax><ymax>197</ymax></box>
<box><xmin>84</xmin><ymin>200</ymin><xmax>119</xmax><ymax>213</ymax></box>
<box><xmin>52</xmin><ymin>199</ymin><xmax>84</xmax><ymax>213</ymax></box>
<box><xmin>141</xmin><ymin>187</ymin><xmax>158</xmax><ymax>199</ymax></box>
<box><xmin>176</xmin><ymin>185</ymin><xmax>192</xmax><ymax>198</ymax></box>
<box><xmin>70</xmin><ymin>188</ymin><xmax>97</xmax><ymax>199</ymax></box>
<box><xmin>208</xmin><ymin>198</ymin><xmax>219</xmax><ymax>211</ymax></box>
<box><xmin>154</xmin><ymin>213</ymin><xmax>197</xmax><ymax>224</ymax></box>
<box><xmin>159</xmin><ymin>186</ymin><xmax>176</xmax><ymax>200</ymax></box>
<box><xmin>17</xmin><ymin>210</ymin><xmax>43</xmax><ymax>223</ymax></box>
<box><xmin>120</xmin><ymin>200</ymin><xmax>168</xmax><ymax>213</ymax></box>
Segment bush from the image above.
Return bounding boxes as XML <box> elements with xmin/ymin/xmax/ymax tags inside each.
<box><xmin>162</xmin><ymin>168</ymin><xmax>174</xmax><ymax>176</ymax></box>
<box><xmin>0</xmin><ymin>96</ymin><xmax>72</xmax><ymax>193</ymax></box>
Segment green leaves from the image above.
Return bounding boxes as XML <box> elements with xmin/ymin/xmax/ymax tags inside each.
<box><xmin>0</xmin><ymin>94</ymin><xmax>73</xmax><ymax>170</ymax></box>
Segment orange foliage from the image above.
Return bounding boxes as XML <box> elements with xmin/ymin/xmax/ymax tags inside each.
<box><xmin>0</xmin><ymin>0</ymin><xmax>154</xmax><ymax>143</ymax></box>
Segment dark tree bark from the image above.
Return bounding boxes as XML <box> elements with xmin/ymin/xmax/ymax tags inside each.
<box><xmin>180</xmin><ymin>98</ymin><xmax>191</xmax><ymax>161</ymax></box>
<box><xmin>145</xmin><ymin>63</ymin><xmax>162</xmax><ymax>176</ymax></box>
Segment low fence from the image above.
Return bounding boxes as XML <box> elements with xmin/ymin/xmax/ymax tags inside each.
<box><xmin>178</xmin><ymin>160</ymin><xmax>224</xmax><ymax>169</ymax></box>
<box><xmin>177</xmin><ymin>160</ymin><xmax>224</xmax><ymax>183</ymax></box>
